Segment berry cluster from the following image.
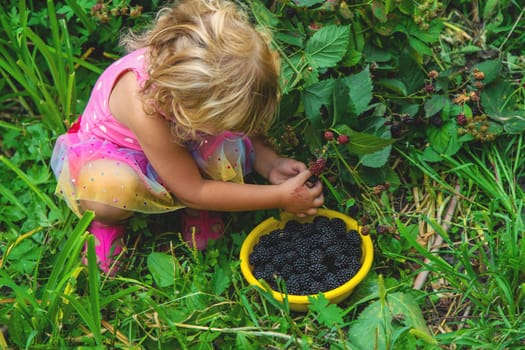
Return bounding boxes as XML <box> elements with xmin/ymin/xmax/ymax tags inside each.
<box><xmin>249</xmin><ymin>216</ymin><xmax>363</xmax><ymax>295</ymax></box>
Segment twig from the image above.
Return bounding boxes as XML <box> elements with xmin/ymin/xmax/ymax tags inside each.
<box><xmin>413</xmin><ymin>185</ymin><xmax>460</xmax><ymax>290</ymax></box>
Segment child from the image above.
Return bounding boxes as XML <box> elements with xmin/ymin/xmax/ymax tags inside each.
<box><xmin>51</xmin><ymin>0</ymin><xmax>324</xmax><ymax>275</ymax></box>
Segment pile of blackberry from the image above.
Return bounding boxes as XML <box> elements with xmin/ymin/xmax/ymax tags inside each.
<box><xmin>249</xmin><ymin>215</ymin><xmax>362</xmax><ymax>295</ymax></box>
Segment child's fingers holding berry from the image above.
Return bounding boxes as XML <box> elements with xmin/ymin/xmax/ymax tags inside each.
<box><xmin>279</xmin><ymin>170</ymin><xmax>324</xmax><ymax>216</ymax></box>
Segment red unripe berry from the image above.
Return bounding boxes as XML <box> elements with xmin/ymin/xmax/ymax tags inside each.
<box><xmin>324</xmin><ymin>131</ymin><xmax>334</xmax><ymax>141</ymax></box>
<box><xmin>424</xmin><ymin>84</ymin><xmax>435</xmax><ymax>93</ymax></box>
<box><xmin>456</xmin><ymin>113</ymin><xmax>467</xmax><ymax>126</ymax></box>
<box><xmin>337</xmin><ymin>134</ymin><xmax>349</xmax><ymax>144</ymax></box>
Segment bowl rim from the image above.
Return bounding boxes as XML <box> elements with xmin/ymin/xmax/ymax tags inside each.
<box><xmin>240</xmin><ymin>208</ymin><xmax>374</xmax><ymax>306</ymax></box>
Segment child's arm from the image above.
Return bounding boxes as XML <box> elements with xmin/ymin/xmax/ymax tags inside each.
<box><xmin>110</xmin><ymin>72</ymin><xmax>323</xmax><ymax>216</ymax></box>
<box><xmin>252</xmin><ymin>137</ymin><xmax>308</xmax><ymax>185</ymax></box>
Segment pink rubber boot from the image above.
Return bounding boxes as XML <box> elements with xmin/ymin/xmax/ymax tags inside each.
<box><xmin>86</xmin><ymin>221</ymin><xmax>126</xmax><ymax>275</ymax></box>
<box><xmin>181</xmin><ymin>210</ymin><xmax>225</xmax><ymax>250</ymax></box>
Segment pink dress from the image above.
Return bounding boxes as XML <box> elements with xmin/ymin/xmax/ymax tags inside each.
<box><xmin>51</xmin><ymin>48</ymin><xmax>254</xmax><ymax>217</ymax></box>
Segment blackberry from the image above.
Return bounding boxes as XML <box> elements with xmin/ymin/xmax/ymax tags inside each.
<box><xmin>308</xmin><ymin>157</ymin><xmax>327</xmax><ymax>177</ymax></box>
<box><xmin>308</xmin><ymin>280</ymin><xmax>324</xmax><ymax>295</ymax></box>
<box><xmin>297</xmin><ymin>273</ymin><xmax>315</xmax><ymax>293</ymax></box>
<box><xmin>333</xmin><ymin>254</ymin><xmax>353</xmax><ymax>269</ymax></box>
<box><xmin>278</xmin><ymin>264</ymin><xmax>294</xmax><ymax>280</ymax></box>
<box><xmin>284</xmin><ymin>250</ymin><xmax>298</xmax><ymax>263</ymax></box>
<box><xmin>347</xmin><ymin>256</ymin><xmax>362</xmax><ymax>276</ymax></box>
<box><xmin>301</xmin><ymin>222</ymin><xmax>316</xmax><ymax>236</ymax></box>
<box><xmin>277</xmin><ymin>241</ymin><xmax>293</xmax><ymax>254</ymax></box>
<box><xmin>286</xmin><ymin>274</ymin><xmax>302</xmax><ymax>295</ymax></box>
<box><xmin>346</xmin><ymin>230</ymin><xmax>362</xmax><ymax>247</ymax></box>
<box><xmin>253</xmin><ymin>265</ymin><xmax>266</xmax><ymax>280</ymax></box>
<box><xmin>309</xmin><ymin>248</ymin><xmax>325</xmax><ymax>264</ymax></box>
<box><xmin>330</xmin><ymin>218</ymin><xmax>347</xmax><ymax>235</ymax></box>
<box><xmin>263</xmin><ymin>263</ymin><xmax>277</xmax><ymax>281</ymax></box>
<box><xmin>325</xmin><ymin>244</ymin><xmax>344</xmax><ymax>258</ymax></box>
<box><xmin>295</xmin><ymin>239</ymin><xmax>311</xmax><ymax>257</ymax></box>
<box><xmin>322</xmin><ymin>272</ymin><xmax>340</xmax><ymax>291</ymax></box>
<box><xmin>345</xmin><ymin>245</ymin><xmax>362</xmax><ymax>260</ymax></box>
<box><xmin>318</xmin><ymin>226</ymin><xmax>337</xmax><ymax>247</ymax></box>
<box><xmin>249</xmin><ymin>250</ymin><xmax>262</xmax><ymax>266</ymax></box>
<box><xmin>279</xmin><ymin>228</ymin><xmax>293</xmax><ymax>241</ymax></box>
<box><xmin>313</xmin><ymin>215</ymin><xmax>331</xmax><ymax>231</ymax></box>
<box><xmin>258</xmin><ymin>234</ymin><xmax>273</xmax><ymax>247</ymax></box>
<box><xmin>293</xmin><ymin>257</ymin><xmax>309</xmax><ymax>272</ymax></box>
<box><xmin>271</xmin><ymin>253</ymin><xmax>288</xmax><ymax>270</ymax></box>
<box><xmin>250</xmin><ymin>244</ymin><xmax>272</xmax><ymax>264</ymax></box>
<box><xmin>309</xmin><ymin>263</ymin><xmax>328</xmax><ymax>280</ymax></box>
<box><xmin>284</xmin><ymin>220</ymin><xmax>302</xmax><ymax>233</ymax></box>
<box><xmin>336</xmin><ymin>267</ymin><xmax>356</xmax><ymax>284</ymax></box>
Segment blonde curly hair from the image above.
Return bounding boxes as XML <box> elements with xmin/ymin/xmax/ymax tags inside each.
<box><xmin>120</xmin><ymin>0</ymin><xmax>281</xmax><ymax>143</ymax></box>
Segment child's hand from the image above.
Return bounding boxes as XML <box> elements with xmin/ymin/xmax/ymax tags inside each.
<box><xmin>279</xmin><ymin>170</ymin><xmax>324</xmax><ymax>217</ymax></box>
<box><xmin>267</xmin><ymin>157</ymin><xmax>307</xmax><ymax>185</ymax></box>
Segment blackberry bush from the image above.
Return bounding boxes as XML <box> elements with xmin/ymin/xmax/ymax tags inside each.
<box><xmin>248</xmin><ymin>216</ymin><xmax>363</xmax><ymax>295</ymax></box>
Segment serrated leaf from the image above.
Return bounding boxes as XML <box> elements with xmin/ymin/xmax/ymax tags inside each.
<box><xmin>147</xmin><ymin>252</ymin><xmax>175</xmax><ymax>288</ymax></box>
<box><xmin>424</xmin><ymin>94</ymin><xmax>447</xmax><ymax>118</ymax></box>
<box><xmin>308</xmin><ymin>294</ymin><xmax>344</xmax><ymax>326</ymax></box>
<box><xmin>407</xmin><ymin>36</ymin><xmax>432</xmax><ymax>56</ymax></box>
<box><xmin>343</xmin><ymin>67</ymin><xmax>373</xmax><ymax>116</ymax></box>
<box><xmin>348</xmin><ymin>298</ymin><xmax>392</xmax><ymax>350</ymax></box>
<box><xmin>348</xmin><ymin>290</ymin><xmax>435</xmax><ymax>350</ymax></box>
<box><xmin>303</xmin><ymin>78</ymin><xmax>336</xmax><ymax>128</ymax></box>
<box><xmin>305</xmin><ymin>25</ymin><xmax>350</xmax><ymax>68</ymax></box>
<box><xmin>360</xmin><ymin>144</ymin><xmax>392</xmax><ymax>168</ymax></box>
<box><xmin>336</xmin><ymin>124</ymin><xmax>396</xmax><ymax>155</ymax></box>
<box><xmin>427</xmin><ymin>121</ymin><xmax>461</xmax><ymax>156</ymax></box>
<box><xmin>473</xmin><ymin>59</ymin><xmax>501</xmax><ymax>84</ymax></box>
<box><xmin>211</xmin><ymin>265</ymin><xmax>230</xmax><ymax>295</ymax></box>
<box><xmin>481</xmin><ymin>81</ymin><xmax>525</xmax><ymax>133</ymax></box>
<box><xmin>249</xmin><ymin>0</ymin><xmax>279</xmax><ymax>27</ymax></box>
<box><xmin>377</xmin><ymin>78</ymin><xmax>408</xmax><ymax>96</ymax></box>
<box><xmin>387</xmin><ymin>292</ymin><xmax>434</xmax><ymax>341</ymax></box>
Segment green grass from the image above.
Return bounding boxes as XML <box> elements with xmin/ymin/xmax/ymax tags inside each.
<box><xmin>1</xmin><ymin>0</ymin><xmax>525</xmax><ymax>349</ymax></box>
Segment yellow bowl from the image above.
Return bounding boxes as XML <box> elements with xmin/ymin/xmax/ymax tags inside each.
<box><xmin>240</xmin><ymin>208</ymin><xmax>374</xmax><ymax>312</ymax></box>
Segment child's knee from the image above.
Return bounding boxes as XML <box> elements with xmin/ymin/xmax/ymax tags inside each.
<box><xmin>77</xmin><ymin>159</ymin><xmax>141</xmax><ymax>205</ymax></box>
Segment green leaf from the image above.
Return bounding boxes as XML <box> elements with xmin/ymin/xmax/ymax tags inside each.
<box><xmin>292</xmin><ymin>0</ymin><xmax>325</xmax><ymax>7</ymax></box>
<box><xmin>424</xmin><ymin>94</ymin><xmax>447</xmax><ymax>118</ymax></box>
<box><xmin>147</xmin><ymin>252</ymin><xmax>176</xmax><ymax>288</ymax></box>
<box><xmin>371</xmin><ymin>0</ymin><xmax>387</xmax><ymax>23</ymax></box>
<box><xmin>427</xmin><ymin>121</ymin><xmax>461</xmax><ymax>156</ymax></box>
<box><xmin>248</xmin><ymin>0</ymin><xmax>279</xmax><ymax>27</ymax></box>
<box><xmin>387</xmin><ymin>292</ymin><xmax>436</xmax><ymax>344</ymax></box>
<box><xmin>481</xmin><ymin>81</ymin><xmax>525</xmax><ymax>133</ymax></box>
<box><xmin>303</xmin><ymin>78</ymin><xmax>336</xmax><ymax>128</ymax></box>
<box><xmin>398</xmin><ymin>52</ymin><xmax>425</xmax><ymax>94</ymax></box>
<box><xmin>473</xmin><ymin>59</ymin><xmax>501</xmax><ymax>85</ymax></box>
<box><xmin>211</xmin><ymin>265</ymin><xmax>231</xmax><ymax>295</ymax></box>
<box><xmin>348</xmin><ymin>290</ymin><xmax>435</xmax><ymax>349</ymax></box>
<box><xmin>332</xmin><ymin>78</ymin><xmax>351</xmax><ymax>126</ymax></box>
<box><xmin>348</xmin><ymin>297</ymin><xmax>393</xmax><ymax>349</ymax></box>
<box><xmin>308</xmin><ymin>294</ymin><xmax>344</xmax><ymax>326</ymax></box>
<box><xmin>336</xmin><ymin>124</ymin><xmax>396</xmax><ymax>155</ymax></box>
<box><xmin>343</xmin><ymin>66</ymin><xmax>373</xmax><ymax>116</ymax></box>
<box><xmin>360</xmin><ymin>145</ymin><xmax>392</xmax><ymax>168</ymax></box>
<box><xmin>482</xmin><ymin>0</ymin><xmax>499</xmax><ymax>21</ymax></box>
<box><xmin>305</xmin><ymin>25</ymin><xmax>350</xmax><ymax>68</ymax></box>
<box><xmin>407</xmin><ymin>36</ymin><xmax>432</xmax><ymax>56</ymax></box>
<box><xmin>376</xmin><ymin>79</ymin><xmax>408</xmax><ymax>96</ymax></box>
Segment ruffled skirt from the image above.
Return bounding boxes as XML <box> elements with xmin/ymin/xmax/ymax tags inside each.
<box><xmin>51</xmin><ymin>130</ymin><xmax>254</xmax><ymax>217</ymax></box>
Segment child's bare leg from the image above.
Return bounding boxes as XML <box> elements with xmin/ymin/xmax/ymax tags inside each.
<box><xmin>80</xmin><ymin>200</ymin><xmax>133</xmax><ymax>224</ymax></box>
<box><xmin>76</xmin><ymin>160</ymin><xmax>138</xmax><ymax>274</ymax></box>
